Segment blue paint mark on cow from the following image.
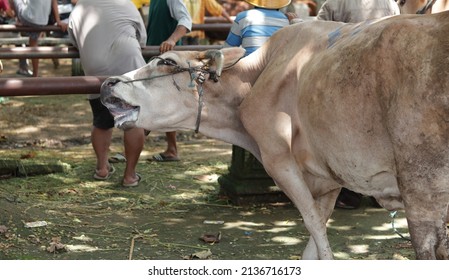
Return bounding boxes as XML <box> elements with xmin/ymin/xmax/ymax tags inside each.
<box><xmin>327</xmin><ymin>27</ymin><xmax>343</xmax><ymax>48</ymax></box>
<box><xmin>328</xmin><ymin>20</ymin><xmax>374</xmax><ymax>48</ymax></box>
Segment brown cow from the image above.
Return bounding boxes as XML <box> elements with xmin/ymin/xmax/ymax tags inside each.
<box><xmin>100</xmin><ymin>12</ymin><xmax>449</xmax><ymax>259</ymax></box>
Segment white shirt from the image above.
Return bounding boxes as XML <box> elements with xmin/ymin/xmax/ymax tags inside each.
<box><xmin>14</xmin><ymin>0</ymin><xmax>52</xmax><ymax>25</ymax></box>
<box><xmin>68</xmin><ymin>0</ymin><xmax>147</xmax><ymax>98</ymax></box>
<box><xmin>317</xmin><ymin>0</ymin><xmax>400</xmax><ymax>23</ymax></box>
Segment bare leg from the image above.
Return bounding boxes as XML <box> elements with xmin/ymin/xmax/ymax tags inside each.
<box><xmin>122</xmin><ymin>127</ymin><xmax>145</xmax><ymax>185</ymax></box>
<box><xmin>29</xmin><ymin>36</ymin><xmax>40</xmax><ymax>77</ymax></box>
<box><xmin>91</xmin><ymin>126</ymin><xmax>113</xmax><ymax>177</ymax></box>
<box><xmin>166</xmin><ymin>131</ymin><xmax>178</xmax><ymax>155</ymax></box>
<box><xmin>160</xmin><ymin>131</ymin><xmax>178</xmax><ymax>159</ymax></box>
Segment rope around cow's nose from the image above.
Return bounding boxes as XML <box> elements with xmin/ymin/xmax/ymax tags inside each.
<box><xmin>121</xmin><ymin>56</ymin><xmax>213</xmax><ymax>84</ymax></box>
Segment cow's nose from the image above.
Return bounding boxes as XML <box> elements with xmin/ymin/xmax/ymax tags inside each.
<box><xmin>103</xmin><ymin>77</ymin><xmax>122</xmax><ymax>87</ymax></box>
<box><xmin>100</xmin><ymin>77</ymin><xmax>122</xmax><ymax>102</ymax></box>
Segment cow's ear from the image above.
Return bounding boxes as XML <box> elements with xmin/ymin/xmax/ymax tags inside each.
<box><xmin>220</xmin><ymin>47</ymin><xmax>246</xmax><ymax>69</ymax></box>
<box><xmin>197</xmin><ymin>47</ymin><xmax>245</xmax><ymax>76</ymax></box>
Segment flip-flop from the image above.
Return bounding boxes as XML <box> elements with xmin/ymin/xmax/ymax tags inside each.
<box><xmin>151</xmin><ymin>153</ymin><xmax>180</xmax><ymax>162</ymax></box>
<box><xmin>108</xmin><ymin>153</ymin><xmax>126</xmax><ymax>163</ymax></box>
<box><xmin>122</xmin><ymin>173</ymin><xmax>142</xmax><ymax>188</ymax></box>
<box><xmin>93</xmin><ymin>165</ymin><xmax>116</xmax><ymax>180</ymax></box>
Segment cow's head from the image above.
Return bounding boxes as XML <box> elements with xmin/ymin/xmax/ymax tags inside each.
<box><xmin>100</xmin><ymin>47</ymin><xmax>245</xmax><ymax>132</ymax></box>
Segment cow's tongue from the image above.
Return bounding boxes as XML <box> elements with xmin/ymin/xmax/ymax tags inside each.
<box><xmin>103</xmin><ymin>97</ymin><xmax>140</xmax><ymax>130</ymax></box>
<box><xmin>113</xmin><ymin>107</ymin><xmax>139</xmax><ymax>130</ymax></box>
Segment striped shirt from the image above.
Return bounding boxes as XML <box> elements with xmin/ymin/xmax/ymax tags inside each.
<box><xmin>224</xmin><ymin>7</ymin><xmax>289</xmax><ymax>56</ymax></box>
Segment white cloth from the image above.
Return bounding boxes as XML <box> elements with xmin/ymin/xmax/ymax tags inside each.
<box><xmin>317</xmin><ymin>0</ymin><xmax>400</xmax><ymax>23</ymax></box>
<box><xmin>13</xmin><ymin>0</ymin><xmax>52</xmax><ymax>25</ymax></box>
<box><xmin>68</xmin><ymin>0</ymin><xmax>147</xmax><ymax>99</ymax></box>
<box><xmin>168</xmin><ymin>0</ymin><xmax>192</xmax><ymax>31</ymax></box>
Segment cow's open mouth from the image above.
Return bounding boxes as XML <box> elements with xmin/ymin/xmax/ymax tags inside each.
<box><xmin>102</xmin><ymin>96</ymin><xmax>140</xmax><ymax>130</ymax></box>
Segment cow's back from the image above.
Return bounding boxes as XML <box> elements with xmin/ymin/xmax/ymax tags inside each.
<box><xmin>297</xmin><ymin>12</ymin><xmax>449</xmax><ymax>206</ymax></box>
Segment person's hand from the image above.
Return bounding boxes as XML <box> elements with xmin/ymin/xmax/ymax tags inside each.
<box><xmin>14</xmin><ymin>18</ymin><xmax>23</xmax><ymax>26</ymax></box>
<box><xmin>57</xmin><ymin>21</ymin><xmax>68</xmax><ymax>32</ymax></box>
<box><xmin>159</xmin><ymin>39</ymin><xmax>176</xmax><ymax>53</ymax></box>
<box><xmin>285</xmin><ymin>12</ymin><xmax>297</xmax><ymax>22</ymax></box>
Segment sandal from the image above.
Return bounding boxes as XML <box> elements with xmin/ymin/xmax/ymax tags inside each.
<box><xmin>93</xmin><ymin>165</ymin><xmax>116</xmax><ymax>180</ymax></box>
<box><xmin>122</xmin><ymin>173</ymin><xmax>142</xmax><ymax>187</ymax></box>
<box><xmin>108</xmin><ymin>153</ymin><xmax>126</xmax><ymax>163</ymax></box>
<box><xmin>151</xmin><ymin>153</ymin><xmax>180</xmax><ymax>162</ymax></box>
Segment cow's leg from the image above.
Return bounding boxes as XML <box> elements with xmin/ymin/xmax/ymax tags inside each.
<box><xmin>266</xmin><ymin>158</ymin><xmax>333</xmax><ymax>259</ymax></box>
<box><xmin>301</xmin><ymin>184</ymin><xmax>340</xmax><ymax>259</ymax></box>
<box><xmin>401</xmin><ymin>189</ymin><xmax>449</xmax><ymax>259</ymax></box>
<box><xmin>395</xmin><ymin>158</ymin><xmax>449</xmax><ymax>259</ymax></box>
<box><xmin>239</xmin><ymin>86</ymin><xmax>334</xmax><ymax>258</ymax></box>
<box><xmin>386</xmin><ymin>93</ymin><xmax>449</xmax><ymax>259</ymax></box>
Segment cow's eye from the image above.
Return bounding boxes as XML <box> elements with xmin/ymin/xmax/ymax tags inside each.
<box><xmin>157</xmin><ymin>58</ymin><xmax>177</xmax><ymax>67</ymax></box>
<box><xmin>398</xmin><ymin>0</ymin><xmax>406</xmax><ymax>6</ymax></box>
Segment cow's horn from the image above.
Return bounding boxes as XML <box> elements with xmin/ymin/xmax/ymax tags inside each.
<box><xmin>199</xmin><ymin>50</ymin><xmax>224</xmax><ymax>77</ymax></box>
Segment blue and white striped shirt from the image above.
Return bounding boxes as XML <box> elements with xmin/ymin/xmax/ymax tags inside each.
<box><xmin>224</xmin><ymin>7</ymin><xmax>290</xmax><ymax>56</ymax></box>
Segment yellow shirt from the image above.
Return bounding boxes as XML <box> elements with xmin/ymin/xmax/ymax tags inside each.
<box><xmin>183</xmin><ymin>0</ymin><xmax>224</xmax><ymax>38</ymax></box>
<box><xmin>132</xmin><ymin>0</ymin><xmax>150</xmax><ymax>9</ymax></box>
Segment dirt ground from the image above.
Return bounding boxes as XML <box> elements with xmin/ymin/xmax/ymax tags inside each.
<box><xmin>0</xmin><ymin>58</ymin><xmax>416</xmax><ymax>260</ymax></box>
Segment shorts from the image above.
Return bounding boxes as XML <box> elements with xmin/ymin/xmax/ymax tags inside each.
<box><xmin>89</xmin><ymin>98</ymin><xmax>115</xmax><ymax>129</ymax></box>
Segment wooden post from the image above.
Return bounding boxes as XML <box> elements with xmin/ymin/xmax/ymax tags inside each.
<box><xmin>218</xmin><ymin>145</ymin><xmax>290</xmax><ymax>205</ymax></box>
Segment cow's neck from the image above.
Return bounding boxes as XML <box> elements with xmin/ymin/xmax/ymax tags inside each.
<box><xmin>198</xmin><ymin>53</ymin><xmax>267</xmax><ymax>159</ymax></box>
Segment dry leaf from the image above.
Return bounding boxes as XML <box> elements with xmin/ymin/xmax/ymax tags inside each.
<box><xmin>46</xmin><ymin>237</ymin><xmax>67</xmax><ymax>253</ymax></box>
<box><xmin>20</xmin><ymin>151</ymin><xmax>36</xmax><ymax>159</ymax></box>
<box><xmin>0</xmin><ymin>225</ymin><xmax>7</xmax><ymax>234</ymax></box>
<box><xmin>188</xmin><ymin>249</ymin><xmax>212</xmax><ymax>259</ymax></box>
<box><xmin>199</xmin><ymin>232</ymin><xmax>221</xmax><ymax>243</ymax></box>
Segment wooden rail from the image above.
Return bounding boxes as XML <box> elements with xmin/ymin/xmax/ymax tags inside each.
<box><xmin>0</xmin><ymin>23</ymin><xmax>231</xmax><ymax>33</ymax></box>
<box><xmin>0</xmin><ymin>76</ymin><xmax>108</xmax><ymax>96</ymax></box>
<box><xmin>0</xmin><ymin>45</ymin><xmax>223</xmax><ymax>59</ymax></box>
<box><xmin>0</xmin><ymin>37</ymin><xmax>71</xmax><ymax>46</ymax></box>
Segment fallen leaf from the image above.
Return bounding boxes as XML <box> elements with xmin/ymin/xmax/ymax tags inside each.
<box><xmin>46</xmin><ymin>237</ymin><xmax>67</xmax><ymax>253</ymax></box>
<box><xmin>199</xmin><ymin>232</ymin><xmax>221</xmax><ymax>243</ymax></box>
<box><xmin>20</xmin><ymin>151</ymin><xmax>36</xmax><ymax>159</ymax></box>
<box><xmin>187</xmin><ymin>249</ymin><xmax>212</xmax><ymax>260</ymax></box>
<box><xmin>0</xmin><ymin>225</ymin><xmax>7</xmax><ymax>234</ymax></box>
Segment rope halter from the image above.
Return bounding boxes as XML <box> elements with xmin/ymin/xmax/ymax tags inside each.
<box><xmin>122</xmin><ymin>56</ymin><xmax>220</xmax><ymax>133</ymax></box>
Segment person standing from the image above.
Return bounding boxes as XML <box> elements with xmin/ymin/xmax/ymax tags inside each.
<box><xmin>224</xmin><ymin>0</ymin><xmax>294</xmax><ymax>56</ymax></box>
<box><xmin>68</xmin><ymin>0</ymin><xmax>146</xmax><ymax>187</ymax></box>
<box><xmin>316</xmin><ymin>0</ymin><xmax>400</xmax><ymax>209</ymax></box>
<box><xmin>146</xmin><ymin>0</ymin><xmax>192</xmax><ymax>162</ymax></box>
<box><xmin>11</xmin><ymin>0</ymin><xmax>67</xmax><ymax>77</ymax></box>
<box><xmin>0</xmin><ymin>0</ymin><xmax>32</xmax><ymax>76</ymax></box>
